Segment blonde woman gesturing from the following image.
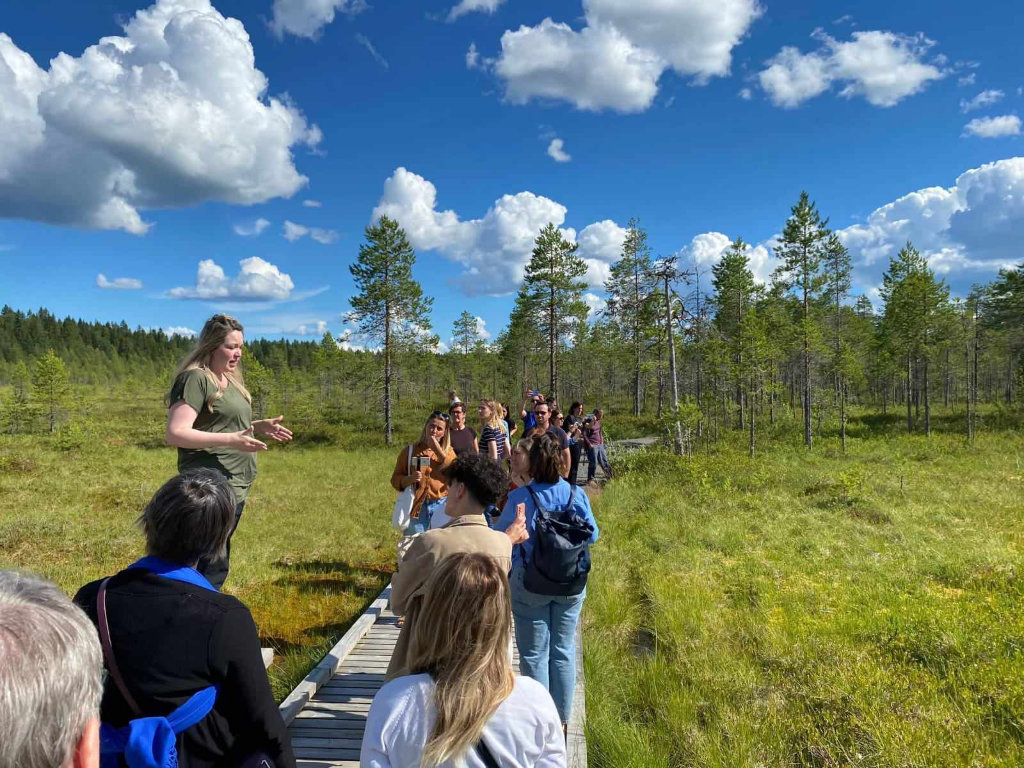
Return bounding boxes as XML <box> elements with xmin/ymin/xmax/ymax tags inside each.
<box><xmin>165</xmin><ymin>314</ymin><xmax>293</xmax><ymax>588</ymax></box>
<box><xmin>362</xmin><ymin>553</ymin><xmax>565</xmax><ymax>768</ymax></box>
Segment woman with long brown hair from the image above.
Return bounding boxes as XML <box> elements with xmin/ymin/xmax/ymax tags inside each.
<box><xmin>165</xmin><ymin>314</ymin><xmax>293</xmax><ymax>587</ymax></box>
<box><xmin>494</xmin><ymin>432</ymin><xmax>599</xmax><ymax>730</ymax></box>
<box><xmin>390</xmin><ymin>411</ymin><xmax>456</xmax><ymax>534</ymax></box>
<box><xmin>361</xmin><ymin>553</ymin><xmax>565</xmax><ymax>767</ymax></box>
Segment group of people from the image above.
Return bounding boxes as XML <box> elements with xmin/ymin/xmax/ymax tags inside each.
<box><xmin>0</xmin><ymin>313</ymin><xmax>609</xmax><ymax>768</ymax></box>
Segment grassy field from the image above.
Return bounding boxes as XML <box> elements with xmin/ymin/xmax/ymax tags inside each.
<box><xmin>586</xmin><ymin>417</ymin><xmax>1023</xmax><ymax>767</ymax></box>
<box><xmin>2</xmin><ymin>393</ymin><xmax>1022</xmax><ymax>766</ymax></box>
<box><xmin>0</xmin><ymin>393</ymin><xmax>403</xmax><ymax>699</ymax></box>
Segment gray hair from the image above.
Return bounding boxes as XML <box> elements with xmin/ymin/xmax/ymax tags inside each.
<box><xmin>0</xmin><ymin>571</ymin><xmax>103</xmax><ymax>768</ymax></box>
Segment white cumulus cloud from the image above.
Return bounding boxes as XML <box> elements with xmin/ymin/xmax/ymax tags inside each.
<box><xmin>302</xmin><ymin>199</ymin><xmax>322</xmax><ymax>208</ymax></box>
<box><xmin>283</xmin><ymin>220</ymin><xmax>339</xmax><ymax>244</ymax></box>
<box><xmin>96</xmin><ymin>274</ymin><xmax>143</xmax><ymax>290</ymax></box>
<box><xmin>0</xmin><ymin>0</ymin><xmax>321</xmax><ymax>235</ymax></box>
<box><xmin>294</xmin><ymin>320</ymin><xmax>329</xmax><ymax>336</ymax></box>
<box><xmin>234</xmin><ymin>217</ymin><xmax>271</xmax><ymax>237</ymax></box>
<box><xmin>759</xmin><ymin>29</ymin><xmax>945</xmax><ymax>108</ymax></box>
<box><xmin>584</xmin><ymin>292</ymin><xmax>607</xmax><ymax>318</ymax></box>
<box><xmin>164</xmin><ymin>326</ymin><xmax>197</xmax><ymax>337</ymax></box>
<box><xmin>960</xmin><ymin>89</ymin><xmax>1004</xmax><ymax>113</ymax></box>
<box><xmin>576</xmin><ymin>219</ymin><xmax>627</xmax><ymax>288</ymax></box>
<box><xmin>547</xmin><ymin>138</ymin><xmax>571</xmax><ymax>163</ymax></box>
<box><xmin>449</xmin><ymin>0</ymin><xmax>505</xmax><ymax>22</ymax></box>
<box><xmin>838</xmin><ymin>157</ymin><xmax>1024</xmax><ymax>290</ymax></box>
<box><xmin>492</xmin><ymin>0</ymin><xmax>761</xmax><ymax>113</ymax></box>
<box><xmin>962</xmin><ymin>115</ymin><xmax>1021</xmax><ymax>139</ymax></box>
<box><xmin>676</xmin><ymin>232</ymin><xmax>779</xmax><ymax>285</ymax></box>
<box><xmin>169</xmin><ymin>256</ymin><xmax>295</xmax><ymax>300</ymax></box>
<box><xmin>373</xmin><ymin>167</ymin><xmax>570</xmax><ymax>296</ymax></box>
<box><xmin>270</xmin><ymin>0</ymin><xmax>367</xmax><ymax>39</ymax></box>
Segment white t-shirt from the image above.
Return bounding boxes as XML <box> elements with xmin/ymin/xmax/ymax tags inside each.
<box><xmin>360</xmin><ymin>673</ymin><xmax>566</xmax><ymax>768</ymax></box>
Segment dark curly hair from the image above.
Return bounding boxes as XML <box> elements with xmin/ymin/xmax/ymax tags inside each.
<box><xmin>443</xmin><ymin>452</ymin><xmax>509</xmax><ymax>508</ymax></box>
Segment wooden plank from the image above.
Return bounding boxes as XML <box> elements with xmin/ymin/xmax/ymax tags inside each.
<box><xmin>293</xmin><ymin>710</ymin><xmax>368</xmax><ymax>722</ymax></box>
<box><xmin>567</xmin><ymin>621</ymin><xmax>588</xmax><ymax>768</ymax></box>
<box><xmin>289</xmin><ymin>727</ymin><xmax>366</xmax><ymax>739</ymax></box>
<box><xmin>292</xmin><ymin>737</ymin><xmax>363</xmax><ymax>749</ymax></box>
<box><xmin>294</xmin><ymin>747</ymin><xmax>361</xmax><ymax>760</ymax></box>
<box><xmin>278</xmin><ymin>587</ymin><xmax>391</xmax><ymax>726</ymax></box>
<box><xmin>296</xmin><ymin>760</ymin><xmax>359</xmax><ymax>768</ymax></box>
<box><xmin>261</xmin><ymin>647</ymin><xmax>274</xmax><ymax>669</ymax></box>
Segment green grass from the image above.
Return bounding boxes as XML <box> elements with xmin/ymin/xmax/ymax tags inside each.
<box><xmin>586</xmin><ymin>420</ymin><xmax>1024</xmax><ymax>767</ymax></box>
<box><xmin>0</xmin><ymin>393</ymin><xmax>402</xmax><ymax>700</ymax></box>
<box><xmin>3</xmin><ymin>392</ymin><xmax>1023</xmax><ymax>766</ymax></box>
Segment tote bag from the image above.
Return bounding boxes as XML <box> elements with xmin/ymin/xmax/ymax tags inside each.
<box><xmin>391</xmin><ymin>444</ymin><xmax>415</xmax><ymax>530</ymax></box>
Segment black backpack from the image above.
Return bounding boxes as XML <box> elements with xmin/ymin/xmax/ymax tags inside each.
<box><xmin>522</xmin><ymin>485</ymin><xmax>594</xmax><ymax>596</ymax></box>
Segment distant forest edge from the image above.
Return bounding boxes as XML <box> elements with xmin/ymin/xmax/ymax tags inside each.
<box><xmin>1</xmin><ymin>203</ymin><xmax>1022</xmax><ymax>447</ymax></box>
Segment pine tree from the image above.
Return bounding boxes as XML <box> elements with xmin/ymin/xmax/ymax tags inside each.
<box><xmin>774</xmin><ymin>191</ymin><xmax>830</xmax><ymax>448</ymax></box>
<box><xmin>32</xmin><ymin>349</ymin><xmax>71</xmax><ymax>434</ymax></box>
<box><xmin>348</xmin><ymin>215</ymin><xmax>434</xmax><ymax>445</ymax></box>
<box><xmin>823</xmin><ymin>232</ymin><xmax>853</xmax><ymax>448</ymax></box>
<box><xmin>243</xmin><ymin>348</ymin><xmax>273</xmax><ymax>420</ymax></box>
<box><xmin>4</xmin><ymin>361</ymin><xmax>32</xmax><ymax>434</ymax></box>
<box><xmin>879</xmin><ymin>242</ymin><xmax>951</xmax><ymax>435</ymax></box>
<box><xmin>521</xmin><ymin>222</ymin><xmax>588</xmax><ymax>400</ymax></box>
<box><xmin>712</xmin><ymin>237</ymin><xmax>757</xmax><ymax>429</ymax></box>
<box><xmin>605</xmin><ymin>218</ymin><xmax>659</xmax><ymax>416</ymax></box>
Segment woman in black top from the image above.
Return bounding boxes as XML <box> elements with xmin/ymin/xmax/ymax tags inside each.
<box><xmin>564</xmin><ymin>401</ymin><xmax>584</xmax><ymax>485</ymax></box>
<box><xmin>74</xmin><ymin>470</ymin><xmax>294</xmax><ymax>768</ymax></box>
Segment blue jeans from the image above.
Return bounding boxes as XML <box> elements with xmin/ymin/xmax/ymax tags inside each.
<box><xmin>509</xmin><ymin>566</ymin><xmax>585</xmax><ymax>723</ymax></box>
<box><xmin>403</xmin><ymin>497</ymin><xmax>445</xmax><ymax>536</ymax></box>
<box><xmin>586</xmin><ymin>444</ymin><xmax>612</xmax><ymax>481</ymax></box>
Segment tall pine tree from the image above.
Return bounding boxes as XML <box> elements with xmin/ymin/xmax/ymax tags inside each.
<box><xmin>774</xmin><ymin>191</ymin><xmax>830</xmax><ymax>448</ymax></box>
<box><xmin>520</xmin><ymin>223</ymin><xmax>588</xmax><ymax>400</ymax></box>
<box><xmin>348</xmin><ymin>215</ymin><xmax>433</xmax><ymax>444</ymax></box>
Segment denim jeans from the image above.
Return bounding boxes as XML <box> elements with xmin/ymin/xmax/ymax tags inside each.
<box><xmin>403</xmin><ymin>497</ymin><xmax>445</xmax><ymax>536</ymax></box>
<box><xmin>587</xmin><ymin>444</ymin><xmax>612</xmax><ymax>481</ymax></box>
<box><xmin>509</xmin><ymin>566</ymin><xmax>585</xmax><ymax>723</ymax></box>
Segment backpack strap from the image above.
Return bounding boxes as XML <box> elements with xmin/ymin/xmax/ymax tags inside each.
<box><xmin>97</xmin><ymin>578</ymin><xmax>142</xmax><ymax>717</ymax></box>
<box><xmin>523</xmin><ymin>483</ymin><xmax>544</xmax><ymax>512</ymax></box>
<box><xmin>475</xmin><ymin>736</ymin><xmax>501</xmax><ymax>768</ymax></box>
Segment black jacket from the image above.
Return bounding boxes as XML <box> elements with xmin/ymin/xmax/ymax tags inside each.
<box><xmin>74</xmin><ymin>570</ymin><xmax>295</xmax><ymax>768</ymax></box>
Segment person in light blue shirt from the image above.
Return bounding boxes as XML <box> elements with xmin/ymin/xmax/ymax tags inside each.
<box><xmin>493</xmin><ymin>433</ymin><xmax>599</xmax><ymax>728</ymax></box>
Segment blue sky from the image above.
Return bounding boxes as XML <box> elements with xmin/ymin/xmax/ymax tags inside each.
<box><xmin>1</xmin><ymin>0</ymin><xmax>1022</xmax><ymax>345</ymax></box>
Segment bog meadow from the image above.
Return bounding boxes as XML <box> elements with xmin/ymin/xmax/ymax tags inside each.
<box><xmin>2</xmin><ymin>227</ymin><xmax>1022</xmax><ymax>765</ymax></box>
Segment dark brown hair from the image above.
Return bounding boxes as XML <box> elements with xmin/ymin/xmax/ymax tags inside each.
<box><xmin>527</xmin><ymin>431</ymin><xmax>564</xmax><ymax>483</ymax></box>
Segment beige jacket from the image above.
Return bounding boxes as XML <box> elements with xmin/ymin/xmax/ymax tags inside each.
<box><xmin>386</xmin><ymin>514</ymin><xmax>512</xmax><ymax>679</ymax></box>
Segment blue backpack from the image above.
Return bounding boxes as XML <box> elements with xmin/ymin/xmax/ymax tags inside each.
<box><xmin>97</xmin><ymin>559</ymin><xmax>219</xmax><ymax>768</ymax></box>
<box><xmin>523</xmin><ymin>485</ymin><xmax>594</xmax><ymax>596</ymax></box>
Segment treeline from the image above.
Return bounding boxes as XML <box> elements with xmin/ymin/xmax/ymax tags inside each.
<box><xmin>1</xmin><ymin>193</ymin><xmax>1021</xmax><ymax>449</ymax></box>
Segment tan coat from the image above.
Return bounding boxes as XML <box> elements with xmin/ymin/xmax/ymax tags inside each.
<box><xmin>386</xmin><ymin>514</ymin><xmax>512</xmax><ymax>679</ymax></box>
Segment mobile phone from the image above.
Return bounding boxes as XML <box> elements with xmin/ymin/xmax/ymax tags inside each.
<box><xmin>412</xmin><ymin>456</ymin><xmax>431</xmax><ymax>470</ymax></box>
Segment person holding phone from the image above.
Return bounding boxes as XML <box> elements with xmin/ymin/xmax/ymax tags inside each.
<box><xmin>390</xmin><ymin>411</ymin><xmax>456</xmax><ymax>535</ymax></box>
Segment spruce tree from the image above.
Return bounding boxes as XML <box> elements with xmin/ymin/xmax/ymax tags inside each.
<box><xmin>348</xmin><ymin>215</ymin><xmax>434</xmax><ymax>444</ymax></box>
<box><xmin>521</xmin><ymin>222</ymin><xmax>588</xmax><ymax>400</ymax></box>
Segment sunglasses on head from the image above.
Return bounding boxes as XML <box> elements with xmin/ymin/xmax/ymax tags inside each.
<box><xmin>430</xmin><ymin>411</ymin><xmax>451</xmax><ymax>422</ymax></box>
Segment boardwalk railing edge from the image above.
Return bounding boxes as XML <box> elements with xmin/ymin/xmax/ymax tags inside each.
<box><xmin>279</xmin><ymin>585</ymin><xmax>392</xmax><ymax>726</ymax></box>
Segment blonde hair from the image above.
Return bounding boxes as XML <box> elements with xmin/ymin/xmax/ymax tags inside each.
<box><xmin>171</xmin><ymin>314</ymin><xmax>251</xmax><ymax>410</ymax></box>
<box><xmin>419</xmin><ymin>413</ymin><xmax>452</xmax><ymax>454</ymax></box>
<box><xmin>408</xmin><ymin>553</ymin><xmax>516</xmax><ymax>767</ymax></box>
<box><xmin>479</xmin><ymin>399</ymin><xmax>504</xmax><ymax>432</ymax></box>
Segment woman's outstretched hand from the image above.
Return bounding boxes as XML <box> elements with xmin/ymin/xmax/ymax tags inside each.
<box><xmin>254</xmin><ymin>415</ymin><xmax>293</xmax><ymax>442</ymax></box>
<box><xmin>231</xmin><ymin>426</ymin><xmax>267</xmax><ymax>452</ymax></box>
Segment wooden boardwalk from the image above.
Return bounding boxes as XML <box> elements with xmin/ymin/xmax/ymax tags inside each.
<box><xmin>279</xmin><ymin>586</ymin><xmax>587</xmax><ymax>767</ymax></box>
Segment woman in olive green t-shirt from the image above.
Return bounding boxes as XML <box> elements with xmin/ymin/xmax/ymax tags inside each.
<box><xmin>165</xmin><ymin>314</ymin><xmax>293</xmax><ymax>588</ymax></box>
